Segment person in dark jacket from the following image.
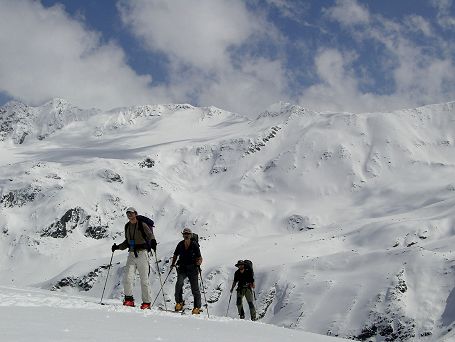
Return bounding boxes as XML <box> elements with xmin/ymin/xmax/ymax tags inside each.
<box><xmin>230</xmin><ymin>260</ymin><xmax>256</xmax><ymax>320</ymax></box>
<box><xmin>170</xmin><ymin>227</ymin><xmax>202</xmax><ymax>314</ymax></box>
<box><xmin>111</xmin><ymin>207</ymin><xmax>157</xmax><ymax>309</ymax></box>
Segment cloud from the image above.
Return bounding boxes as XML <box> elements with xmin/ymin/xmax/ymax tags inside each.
<box><xmin>323</xmin><ymin>0</ymin><xmax>370</xmax><ymax>27</ymax></box>
<box><xmin>0</xmin><ymin>0</ymin><xmax>162</xmax><ymax>110</ymax></box>
<box><xmin>404</xmin><ymin>15</ymin><xmax>433</xmax><ymax>36</ymax></box>
<box><xmin>431</xmin><ymin>0</ymin><xmax>455</xmax><ymax>30</ymax></box>
<box><xmin>117</xmin><ymin>0</ymin><xmax>288</xmax><ymax>115</ymax></box>
<box><xmin>0</xmin><ymin>0</ymin><xmax>452</xmax><ymax>116</ymax></box>
<box><xmin>298</xmin><ymin>0</ymin><xmax>455</xmax><ymax>113</ymax></box>
<box><xmin>197</xmin><ymin>58</ymin><xmax>287</xmax><ymax>116</ymax></box>
<box><xmin>117</xmin><ymin>0</ymin><xmax>264</xmax><ymax>71</ymax></box>
<box><xmin>297</xmin><ymin>49</ymin><xmax>396</xmax><ymax>113</ymax></box>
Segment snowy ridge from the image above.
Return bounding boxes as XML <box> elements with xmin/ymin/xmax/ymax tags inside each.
<box><xmin>0</xmin><ymin>98</ymin><xmax>95</xmax><ymax>144</ymax></box>
<box><xmin>1</xmin><ymin>99</ymin><xmax>455</xmax><ymax>341</ymax></box>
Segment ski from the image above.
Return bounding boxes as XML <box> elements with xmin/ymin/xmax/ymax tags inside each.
<box><xmin>158</xmin><ymin>307</ymin><xmax>188</xmax><ymax>315</ymax></box>
<box><xmin>158</xmin><ymin>307</ymin><xmax>204</xmax><ymax>315</ymax></box>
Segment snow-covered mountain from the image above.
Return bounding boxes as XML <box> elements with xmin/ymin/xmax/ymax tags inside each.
<box><xmin>1</xmin><ymin>99</ymin><xmax>455</xmax><ymax>341</ymax></box>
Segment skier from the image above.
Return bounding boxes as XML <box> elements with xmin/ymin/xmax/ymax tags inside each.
<box><xmin>230</xmin><ymin>260</ymin><xmax>257</xmax><ymax>320</ymax></box>
<box><xmin>170</xmin><ymin>227</ymin><xmax>203</xmax><ymax>314</ymax></box>
<box><xmin>111</xmin><ymin>207</ymin><xmax>157</xmax><ymax>309</ymax></box>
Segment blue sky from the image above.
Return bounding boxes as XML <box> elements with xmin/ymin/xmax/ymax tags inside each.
<box><xmin>0</xmin><ymin>0</ymin><xmax>454</xmax><ymax>116</ymax></box>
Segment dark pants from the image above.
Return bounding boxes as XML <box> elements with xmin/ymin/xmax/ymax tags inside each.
<box><xmin>175</xmin><ymin>264</ymin><xmax>201</xmax><ymax>308</ymax></box>
<box><xmin>236</xmin><ymin>287</ymin><xmax>256</xmax><ymax>320</ymax></box>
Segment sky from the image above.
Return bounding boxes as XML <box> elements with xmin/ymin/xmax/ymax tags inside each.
<box><xmin>0</xmin><ymin>0</ymin><xmax>454</xmax><ymax>116</ymax></box>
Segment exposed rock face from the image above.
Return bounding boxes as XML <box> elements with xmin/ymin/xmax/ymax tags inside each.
<box><xmin>51</xmin><ymin>264</ymin><xmax>111</xmax><ymax>292</ymax></box>
<box><xmin>99</xmin><ymin>169</ymin><xmax>123</xmax><ymax>183</ymax></box>
<box><xmin>287</xmin><ymin>215</ymin><xmax>315</xmax><ymax>231</ymax></box>
<box><xmin>84</xmin><ymin>224</ymin><xmax>109</xmax><ymax>239</ymax></box>
<box><xmin>139</xmin><ymin>157</ymin><xmax>155</xmax><ymax>168</ymax></box>
<box><xmin>41</xmin><ymin>207</ymin><xmax>89</xmax><ymax>238</ymax></box>
<box><xmin>1</xmin><ymin>185</ymin><xmax>42</xmax><ymax>208</ymax></box>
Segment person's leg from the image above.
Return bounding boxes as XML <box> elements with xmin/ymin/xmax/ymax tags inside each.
<box><xmin>123</xmin><ymin>253</ymin><xmax>136</xmax><ymax>304</ymax></box>
<box><xmin>245</xmin><ymin>288</ymin><xmax>257</xmax><ymax>320</ymax></box>
<box><xmin>174</xmin><ymin>268</ymin><xmax>186</xmax><ymax>306</ymax></box>
<box><xmin>136</xmin><ymin>251</ymin><xmax>152</xmax><ymax>303</ymax></box>
<box><xmin>188</xmin><ymin>266</ymin><xmax>201</xmax><ymax>308</ymax></box>
<box><xmin>236</xmin><ymin>288</ymin><xmax>245</xmax><ymax>318</ymax></box>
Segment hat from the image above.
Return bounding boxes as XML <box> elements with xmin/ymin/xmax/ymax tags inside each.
<box><xmin>126</xmin><ymin>207</ymin><xmax>137</xmax><ymax>213</ymax></box>
<box><xmin>182</xmin><ymin>228</ymin><xmax>192</xmax><ymax>234</ymax></box>
<box><xmin>235</xmin><ymin>260</ymin><xmax>245</xmax><ymax>267</ymax></box>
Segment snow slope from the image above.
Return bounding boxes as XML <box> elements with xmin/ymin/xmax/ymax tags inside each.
<box><xmin>0</xmin><ymin>286</ymin><xmax>348</xmax><ymax>342</ymax></box>
<box><xmin>1</xmin><ymin>99</ymin><xmax>455</xmax><ymax>341</ymax></box>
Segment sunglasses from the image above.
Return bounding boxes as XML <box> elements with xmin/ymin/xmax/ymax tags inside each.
<box><xmin>182</xmin><ymin>233</ymin><xmax>191</xmax><ymax>235</ymax></box>
<box><xmin>126</xmin><ymin>211</ymin><xmax>135</xmax><ymax>215</ymax></box>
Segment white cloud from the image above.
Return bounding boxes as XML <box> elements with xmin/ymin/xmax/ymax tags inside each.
<box><xmin>117</xmin><ymin>0</ymin><xmax>263</xmax><ymax>71</ymax></box>
<box><xmin>197</xmin><ymin>58</ymin><xmax>287</xmax><ymax>115</ymax></box>
<box><xmin>0</xmin><ymin>0</ymin><xmax>452</xmax><ymax>117</ymax></box>
<box><xmin>323</xmin><ymin>0</ymin><xmax>370</xmax><ymax>27</ymax></box>
<box><xmin>117</xmin><ymin>0</ymin><xmax>287</xmax><ymax>115</ymax></box>
<box><xmin>404</xmin><ymin>15</ymin><xmax>433</xmax><ymax>36</ymax></box>
<box><xmin>297</xmin><ymin>49</ymin><xmax>399</xmax><ymax>113</ymax></box>
<box><xmin>431</xmin><ymin>0</ymin><xmax>455</xmax><ymax>29</ymax></box>
<box><xmin>300</xmin><ymin>0</ymin><xmax>455</xmax><ymax>113</ymax></box>
<box><xmin>0</xmin><ymin>0</ymin><xmax>162</xmax><ymax>110</ymax></box>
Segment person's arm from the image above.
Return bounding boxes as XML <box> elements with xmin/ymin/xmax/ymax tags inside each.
<box><xmin>171</xmin><ymin>242</ymin><xmax>181</xmax><ymax>267</ymax></box>
<box><xmin>230</xmin><ymin>280</ymin><xmax>237</xmax><ymax>292</ymax></box>
<box><xmin>194</xmin><ymin>243</ymin><xmax>203</xmax><ymax>266</ymax></box>
<box><xmin>142</xmin><ymin>222</ymin><xmax>157</xmax><ymax>251</ymax></box>
<box><xmin>112</xmin><ymin>225</ymin><xmax>129</xmax><ymax>251</ymax></box>
<box><xmin>231</xmin><ymin>271</ymin><xmax>239</xmax><ymax>292</ymax></box>
<box><xmin>117</xmin><ymin>239</ymin><xmax>128</xmax><ymax>250</ymax></box>
<box><xmin>249</xmin><ymin>270</ymin><xmax>255</xmax><ymax>289</ymax></box>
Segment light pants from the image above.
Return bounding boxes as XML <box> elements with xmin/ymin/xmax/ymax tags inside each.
<box><xmin>123</xmin><ymin>250</ymin><xmax>151</xmax><ymax>303</ymax></box>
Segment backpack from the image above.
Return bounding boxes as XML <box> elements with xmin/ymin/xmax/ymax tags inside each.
<box><xmin>191</xmin><ymin>232</ymin><xmax>199</xmax><ymax>246</ymax></box>
<box><xmin>137</xmin><ymin>215</ymin><xmax>154</xmax><ymax>234</ymax></box>
<box><xmin>243</xmin><ymin>259</ymin><xmax>254</xmax><ymax>278</ymax></box>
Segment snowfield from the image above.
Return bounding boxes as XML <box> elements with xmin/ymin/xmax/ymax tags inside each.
<box><xmin>0</xmin><ymin>286</ymin><xmax>351</xmax><ymax>342</ymax></box>
<box><xmin>1</xmin><ymin>99</ymin><xmax>455</xmax><ymax>341</ymax></box>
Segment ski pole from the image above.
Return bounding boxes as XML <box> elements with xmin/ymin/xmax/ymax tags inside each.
<box><xmin>151</xmin><ymin>268</ymin><xmax>173</xmax><ymax>307</ymax></box>
<box><xmin>198</xmin><ymin>266</ymin><xmax>210</xmax><ymax>318</ymax></box>
<box><xmin>154</xmin><ymin>251</ymin><xmax>168</xmax><ymax>310</ymax></box>
<box><xmin>100</xmin><ymin>251</ymin><xmax>114</xmax><ymax>305</ymax></box>
<box><xmin>226</xmin><ymin>291</ymin><xmax>232</xmax><ymax>316</ymax></box>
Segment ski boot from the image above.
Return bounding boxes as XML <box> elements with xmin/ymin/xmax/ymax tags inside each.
<box><xmin>140</xmin><ymin>303</ymin><xmax>151</xmax><ymax>310</ymax></box>
<box><xmin>175</xmin><ymin>302</ymin><xmax>184</xmax><ymax>312</ymax></box>
<box><xmin>123</xmin><ymin>296</ymin><xmax>135</xmax><ymax>307</ymax></box>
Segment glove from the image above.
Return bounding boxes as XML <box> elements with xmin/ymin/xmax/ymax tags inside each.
<box><xmin>170</xmin><ymin>264</ymin><xmax>176</xmax><ymax>269</ymax></box>
<box><xmin>150</xmin><ymin>239</ymin><xmax>157</xmax><ymax>252</ymax></box>
<box><xmin>111</xmin><ymin>243</ymin><xmax>118</xmax><ymax>252</ymax></box>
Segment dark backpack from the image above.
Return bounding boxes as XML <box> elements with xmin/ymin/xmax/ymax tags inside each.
<box><xmin>243</xmin><ymin>259</ymin><xmax>254</xmax><ymax>278</ymax></box>
<box><xmin>191</xmin><ymin>232</ymin><xmax>199</xmax><ymax>246</ymax></box>
<box><xmin>137</xmin><ymin>215</ymin><xmax>154</xmax><ymax>234</ymax></box>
